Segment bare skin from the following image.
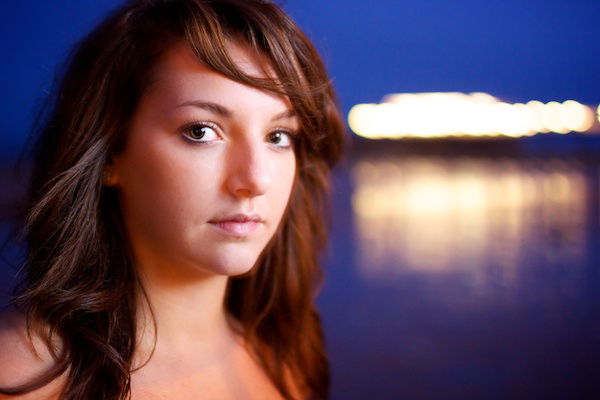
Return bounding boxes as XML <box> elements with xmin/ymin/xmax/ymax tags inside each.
<box><xmin>0</xmin><ymin>310</ymin><xmax>65</xmax><ymax>400</ymax></box>
<box><xmin>115</xmin><ymin>41</ymin><xmax>296</xmax><ymax>399</ymax></box>
<box><xmin>0</xmin><ymin>308</ymin><xmax>283</xmax><ymax>400</ymax></box>
<box><xmin>0</xmin><ymin>43</ymin><xmax>298</xmax><ymax>399</ymax></box>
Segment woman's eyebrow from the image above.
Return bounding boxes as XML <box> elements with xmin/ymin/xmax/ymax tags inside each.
<box><xmin>175</xmin><ymin>100</ymin><xmax>296</xmax><ymax>122</ymax></box>
<box><xmin>176</xmin><ymin>100</ymin><xmax>231</xmax><ymax>117</ymax></box>
<box><xmin>272</xmin><ymin>109</ymin><xmax>296</xmax><ymax>122</ymax></box>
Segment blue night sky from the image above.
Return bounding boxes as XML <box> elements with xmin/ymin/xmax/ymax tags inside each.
<box><xmin>1</xmin><ymin>0</ymin><xmax>599</xmax><ymax>158</ymax></box>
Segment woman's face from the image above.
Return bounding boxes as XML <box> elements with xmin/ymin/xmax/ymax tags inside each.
<box><xmin>108</xmin><ymin>43</ymin><xmax>298</xmax><ymax>279</ymax></box>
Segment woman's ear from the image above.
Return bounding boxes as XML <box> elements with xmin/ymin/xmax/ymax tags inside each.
<box><xmin>102</xmin><ymin>159</ymin><xmax>119</xmax><ymax>187</ymax></box>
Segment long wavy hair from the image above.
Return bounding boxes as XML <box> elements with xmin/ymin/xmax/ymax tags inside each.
<box><xmin>0</xmin><ymin>0</ymin><xmax>344</xmax><ymax>399</ymax></box>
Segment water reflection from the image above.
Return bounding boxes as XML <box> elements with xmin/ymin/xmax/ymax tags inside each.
<box><xmin>319</xmin><ymin>155</ymin><xmax>600</xmax><ymax>399</ymax></box>
<box><xmin>352</xmin><ymin>157</ymin><xmax>587</xmax><ymax>286</ymax></box>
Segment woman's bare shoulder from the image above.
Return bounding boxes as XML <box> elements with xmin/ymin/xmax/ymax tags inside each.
<box><xmin>0</xmin><ymin>309</ymin><xmax>63</xmax><ymax>399</ymax></box>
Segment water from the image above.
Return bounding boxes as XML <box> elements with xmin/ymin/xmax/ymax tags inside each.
<box><xmin>320</xmin><ymin>151</ymin><xmax>600</xmax><ymax>399</ymax></box>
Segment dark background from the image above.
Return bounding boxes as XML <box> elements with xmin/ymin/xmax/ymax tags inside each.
<box><xmin>2</xmin><ymin>1</ymin><xmax>600</xmax><ymax>399</ymax></box>
<box><xmin>2</xmin><ymin>0</ymin><xmax>600</xmax><ymax>157</ymax></box>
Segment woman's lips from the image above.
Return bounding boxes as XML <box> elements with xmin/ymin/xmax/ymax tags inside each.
<box><xmin>208</xmin><ymin>213</ymin><xmax>263</xmax><ymax>237</ymax></box>
<box><xmin>210</xmin><ymin>221</ymin><xmax>260</xmax><ymax>236</ymax></box>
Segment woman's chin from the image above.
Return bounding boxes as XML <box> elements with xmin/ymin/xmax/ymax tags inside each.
<box><xmin>214</xmin><ymin>263</ymin><xmax>257</xmax><ymax>278</ymax></box>
<box><xmin>194</xmin><ymin>252</ymin><xmax>262</xmax><ymax>278</ymax></box>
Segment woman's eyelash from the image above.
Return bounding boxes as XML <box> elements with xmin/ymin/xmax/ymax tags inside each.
<box><xmin>268</xmin><ymin>128</ymin><xmax>299</xmax><ymax>149</ymax></box>
<box><xmin>179</xmin><ymin>121</ymin><xmax>221</xmax><ymax>143</ymax></box>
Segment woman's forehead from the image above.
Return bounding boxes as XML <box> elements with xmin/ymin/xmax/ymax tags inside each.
<box><xmin>138</xmin><ymin>42</ymin><xmax>295</xmax><ymax>121</ymax></box>
<box><xmin>154</xmin><ymin>41</ymin><xmax>275</xmax><ymax>83</ymax></box>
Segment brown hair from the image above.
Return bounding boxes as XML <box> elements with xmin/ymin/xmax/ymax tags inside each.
<box><xmin>0</xmin><ymin>0</ymin><xmax>344</xmax><ymax>399</ymax></box>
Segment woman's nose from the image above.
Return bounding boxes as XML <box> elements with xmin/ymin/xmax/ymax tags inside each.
<box><xmin>225</xmin><ymin>139</ymin><xmax>272</xmax><ymax>198</ymax></box>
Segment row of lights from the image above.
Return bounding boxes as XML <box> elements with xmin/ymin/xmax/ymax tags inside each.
<box><xmin>348</xmin><ymin>92</ymin><xmax>600</xmax><ymax>139</ymax></box>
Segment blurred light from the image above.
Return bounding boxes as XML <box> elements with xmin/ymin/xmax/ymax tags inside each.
<box><xmin>348</xmin><ymin>92</ymin><xmax>599</xmax><ymax>139</ymax></box>
<box><xmin>526</xmin><ymin>100</ymin><xmax>549</xmax><ymax>133</ymax></box>
<box><xmin>543</xmin><ymin>101</ymin><xmax>568</xmax><ymax>134</ymax></box>
<box><xmin>351</xmin><ymin>157</ymin><xmax>587</xmax><ymax>278</ymax></box>
<box><xmin>560</xmin><ymin>100</ymin><xmax>595</xmax><ymax>132</ymax></box>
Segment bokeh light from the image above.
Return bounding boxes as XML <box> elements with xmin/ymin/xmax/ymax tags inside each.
<box><xmin>348</xmin><ymin>93</ymin><xmax>598</xmax><ymax>139</ymax></box>
<box><xmin>351</xmin><ymin>157</ymin><xmax>587</xmax><ymax>277</ymax></box>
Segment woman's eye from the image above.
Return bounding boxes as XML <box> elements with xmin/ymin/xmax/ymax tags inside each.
<box><xmin>181</xmin><ymin>123</ymin><xmax>220</xmax><ymax>143</ymax></box>
<box><xmin>267</xmin><ymin>131</ymin><xmax>294</xmax><ymax>149</ymax></box>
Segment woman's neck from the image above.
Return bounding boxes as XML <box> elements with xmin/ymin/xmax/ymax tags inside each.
<box><xmin>133</xmin><ymin>263</ymin><xmax>239</xmax><ymax>367</ymax></box>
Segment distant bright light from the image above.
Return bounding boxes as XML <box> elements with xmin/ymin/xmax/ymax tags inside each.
<box><xmin>561</xmin><ymin>100</ymin><xmax>595</xmax><ymax>132</ymax></box>
<box><xmin>348</xmin><ymin>92</ymin><xmax>598</xmax><ymax>139</ymax></box>
<box><xmin>543</xmin><ymin>101</ymin><xmax>569</xmax><ymax>134</ymax></box>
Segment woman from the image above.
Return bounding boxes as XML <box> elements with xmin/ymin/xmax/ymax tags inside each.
<box><xmin>0</xmin><ymin>0</ymin><xmax>344</xmax><ymax>399</ymax></box>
